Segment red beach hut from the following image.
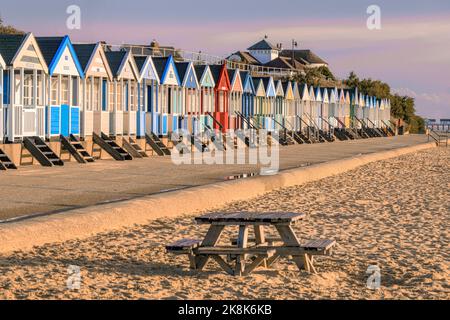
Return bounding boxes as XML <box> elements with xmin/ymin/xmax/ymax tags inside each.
<box><xmin>209</xmin><ymin>64</ymin><xmax>231</xmax><ymax>132</ymax></box>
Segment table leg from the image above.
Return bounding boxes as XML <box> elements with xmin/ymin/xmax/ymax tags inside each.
<box><xmin>196</xmin><ymin>224</ymin><xmax>225</xmax><ymax>270</ymax></box>
<box><xmin>235</xmin><ymin>225</ymin><xmax>249</xmax><ymax>276</ymax></box>
<box><xmin>254</xmin><ymin>225</ymin><xmax>267</xmax><ymax>268</ymax></box>
<box><xmin>274</xmin><ymin>224</ymin><xmax>306</xmax><ymax>271</ymax></box>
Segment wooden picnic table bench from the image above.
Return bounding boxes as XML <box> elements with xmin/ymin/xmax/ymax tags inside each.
<box><xmin>166</xmin><ymin>212</ymin><xmax>336</xmax><ymax>276</ymax></box>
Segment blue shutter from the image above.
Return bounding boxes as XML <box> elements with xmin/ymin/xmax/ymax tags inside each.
<box><xmin>3</xmin><ymin>72</ymin><xmax>9</xmax><ymax>104</ymax></box>
<box><xmin>102</xmin><ymin>80</ymin><xmax>107</xmax><ymax>111</ymax></box>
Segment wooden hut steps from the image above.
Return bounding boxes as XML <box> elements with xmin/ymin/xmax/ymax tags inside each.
<box><xmin>122</xmin><ymin>137</ymin><xmax>148</xmax><ymax>159</ymax></box>
<box><xmin>145</xmin><ymin>133</ymin><xmax>171</xmax><ymax>157</ymax></box>
<box><xmin>23</xmin><ymin>137</ymin><xmax>64</xmax><ymax>167</ymax></box>
<box><xmin>92</xmin><ymin>132</ymin><xmax>133</xmax><ymax>161</ymax></box>
<box><xmin>0</xmin><ymin>148</ymin><xmax>17</xmax><ymax>170</ymax></box>
<box><xmin>60</xmin><ymin>135</ymin><xmax>95</xmax><ymax>164</ymax></box>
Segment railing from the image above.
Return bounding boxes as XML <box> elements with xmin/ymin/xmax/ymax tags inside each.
<box><xmin>105</xmin><ymin>43</ymin><xmax>301</xmax><ymax>78</ymax></box>
<box><xmin>428</xmin><ymin>129</ymin><xmax>449</xmax><ymax>147</ymax></box>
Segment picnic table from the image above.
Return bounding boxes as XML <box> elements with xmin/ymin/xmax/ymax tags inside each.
<box><xmin>166</xmin><ymin>212</ymin><xmax>336</xmax><ymax>276</ymax></box>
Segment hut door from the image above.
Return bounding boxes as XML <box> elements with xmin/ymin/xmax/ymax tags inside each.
<box><xmin>61</xmin><ymin>104</ymin><xmax>70</xmax><ymax>137</ymax></box>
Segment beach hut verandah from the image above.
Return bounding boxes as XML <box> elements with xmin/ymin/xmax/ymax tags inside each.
<box><xmin>175</xmin><ymin>61</ymin><xmax>200</xmax><ymax>133</ymax></box>
<box><xmin>105</xmin><ymin>51</ymin><xmax>139</xmax><ymax>137</ymax></box>
<box><xmin>150</xmin><ymin>56</ymin><xmax>182</xmax><ymax>137</ymax></box>
<box><xmin>240</xmin><ymin>71</ymin><xmax>255</xmax><ymax>130</ymax></box>
<box><xmin>209</xmin><ymin>64</ymin><xmax>231</xmax><ymax>132</ymax></box>
<box><xmin>36</xmin><ymin>36</ymin><xmax>84</xmax><ymax>139</ymax></box>
<box><xmin>73</xmin><ymin>43</ymin><xmax>113</xmax><ymax>137</ymax></box>
<box><xmin>0</xmin><ymin>33</ymin><xmax>48</xmax><ymax>142</ymax></box>
<box><xmin>227</xmin><ymin>68</ymin><xmax>243</xmax><ymax>131</ymax></box>
<box><xmin>194</xmin><ymin>65</ymin><xmax>215</xmax><ymax>134</ymax></box>
<box><xmin>134</xmin><ymin>55</ymin><xmax>160</xmax><ymax>138</ymax></box>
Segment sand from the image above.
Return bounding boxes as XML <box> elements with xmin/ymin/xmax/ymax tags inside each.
<box><xmin>0</xmin><ymin>147</ymin><xmax>448</xmax><ymax>300</ymax></box>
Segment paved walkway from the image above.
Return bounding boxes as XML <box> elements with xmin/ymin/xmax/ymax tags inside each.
<box><xmin>0</xmin><ymin>135</ymin><xmax>428</xmax><ymax>221</ymax></box>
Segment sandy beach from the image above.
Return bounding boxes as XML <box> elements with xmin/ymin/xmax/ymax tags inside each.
<box><xmin>0</xmin><ymin>147</ymin><xmax>448</xmax><ymax>300</ymax></box>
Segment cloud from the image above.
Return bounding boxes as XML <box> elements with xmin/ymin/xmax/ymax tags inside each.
<box><xmin>392</xmin><ymin>88</ymin><xmax>450</xmax><ymax>119</ymax></box>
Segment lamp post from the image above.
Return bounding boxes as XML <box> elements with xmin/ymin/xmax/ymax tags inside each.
<box><xmin>291</xmin><ymin>39</ymin><xmax>298</xmax><ymax>67</ymax></box>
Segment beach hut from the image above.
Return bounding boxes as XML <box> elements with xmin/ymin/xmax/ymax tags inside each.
<box><xmin>326</xmin><ymin>88</ymin><xmax>336</xmax><ymax>127</ymax></box>
<box><xmin>282</xmin><ymin>81</ymin><xmax>295</xmax><ymax>130</ymax></box>
<box><xmin>240</xmin><ymin>71</ymin><xmax>255</xmax><ymax>130</ymax></box>
<box><xmin>194</xmin><ymin>65</ymin><xmax>215</xmax><ymax>133</ymax></box>
<box><xmin>152</xmin><ymin>56</ymin><xmax>182</xmax><ymax>136</ymax></box>
<box><xmin>105</xmin><ymin>51</ymin><xmax>139</xmax><ymax>137</ymax></box>
<box><xmin>209</xmin><ymin>64</ymin><xmax>231</xmax><ymax>132</ymax></box>
<box><xmin>320</xmin><ymin>88</ymin><xmax>330</xmax><ymax>131</ymax></box>
<box><xmin>0</xmin><ymin>53</ymin><xmax>5</xmax><ymax>141</ymax></box>
<box><xmin>299</xmin><ymin>84</ymin><xmax>311</xmax><ymax>130</ymax></box>
<box><xmin>252</xmin><ymin>78</ymin><xmax>266</xmax><ymax>128</ymax></box>
<box><xmin>274</xmin><ymin>80</ymin><xmax>285</xmax><ymax>131</ymax></box>
<box><xmin>175</xmin><ymin>61</ymin><xmax>200</xmax><ymax>133</ymax></box>
<box><xmin>134</xmin><ymin>55</ymin><xmax>160</xmax><ymax>138</ymax></box>
<box><xmin>0</xmin><ymin>33</ymin><xmax>48</xmax><ymax>142</ymax></box>
<box><xmin>73</xmin><ymin>43</ymin><xmax>113</xmax><ymax>137</ymax></box>
<box><xmin>35</xmin><ymin>36</ymin><xmax>84</xmax><ymax>139</ymax></box>
<box><xmin>261</xmin><ymin>77</ymin><xmax>276</xmax><ymax>131</ymax></box>
<box><xmin>227</xmin><ymin>68</ymin><xmax>243</xmax><ymax>130</ymax></box>
<box><xmin>292</xmin><ymin>82</ymin><xmax>302</xmax><ymax>131</ymax></box>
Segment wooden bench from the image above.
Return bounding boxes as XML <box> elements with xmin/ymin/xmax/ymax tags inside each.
<box><xmin>196</xmin><ymin>247</ymin><xmax>277</xmax><ymax>276</ymax></box>
<box><xmin>230</xmin><ymin>238</ymin><xmax>337</xmax><ymax>274</ymax></box>
<box><xmin>166</xmin><ymin>239</ymin><xmax>202</xmax><ymax>269</ymax></box>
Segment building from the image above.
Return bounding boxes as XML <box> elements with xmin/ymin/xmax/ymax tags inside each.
<box><xmin>227</xmin><ymin>37</ymin><xmax>328</xmax><ymax>72</ymax></box>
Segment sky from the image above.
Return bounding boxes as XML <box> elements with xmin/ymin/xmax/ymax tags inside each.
<box><xmin>1</xmin><ymin>0</ymin><xmax>449</xmax><ymax>119</ymax></box>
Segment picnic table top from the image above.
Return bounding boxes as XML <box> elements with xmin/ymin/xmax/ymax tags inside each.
<box><xmin>195</xmin><ymin>212</ymin><xmax>305</xmax><ymax>225</ymax></box>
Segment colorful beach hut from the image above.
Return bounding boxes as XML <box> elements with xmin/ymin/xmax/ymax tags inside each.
<box><xmin>0</xmin><ymin>53</ymin><xmax>5</xmax><ymax>141</ymax></box>
<box><xmin>194</xmin><ymin>65</ymin><xmax>215</xmax><ymax>133</ymax></box>
<box><xmin>282</xmin><ymin>81</ymin><xmax>295</xmax><ymax>130</ymax></box>
<box><xmin>152</xmin><ymin>56</ymin><xmax>182</xmax><ymax>136</ymax></box>
<box><xmin>240</xmin><ymin>71</ymin><xmax>255</xmax><ymax>130</ymax></box>
<box><xmin>134</xmin><ymin>55</ymin><xmax>160</xmax><ymax>138</ymax></box>
<box><xmin>73</xmin><ymin>43</ymin><xmax>113</xmax><ymax>137</ymax></box>
<box><xmin>209</xmin><ymin>64</ymin><xmax>231</xmax><ymax>132</ymax></box>
<box><xmin>0</xmin><ymin>33</ymin><xmax>48</xmax><ymax>142</ymax></box>
<box><xmin>105</xmin><ymin>51</ymin><xmax>140</xmax><ymax>137</ymax></box>
<box><xmin>175</xmin><ymin>61</ymin><xmax>200</xmax><ymax>133</ymax></box>
<box><xmin>227</xmin><ymin>68</ymin><xmax>243</xmax><ymax>130</ymax></box>
<box><xmin>36</xmin><ymin>36</ymin><xmax>84</xmax><ymax>139</ymax></box>
<box><xmin>274</xmin><ymin>80</ymin><xmax>285</xmax><ymax>130</ymax></box>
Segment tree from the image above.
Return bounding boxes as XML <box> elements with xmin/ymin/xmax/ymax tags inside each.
<box><xmin>0</xmin><ymin>15</ymin><xmax>24</xmax><ymax>35</ymax></box>
<box><xmin>345</xmin><ymin>72</ymin><xmax>424</xmax><ymax>133</ymax></box>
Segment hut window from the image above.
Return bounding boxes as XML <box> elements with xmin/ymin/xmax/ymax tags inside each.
<box><xmin>116</xmin><ymin>82</ymin><xmax>122</xmax><ymax>112</ymax></box>
<box><xmin>130</xmin><ymin>82</ymin><xmax>136</xmax><ymax>111</ymax></box>
<box><xmin>37</xmin><ymin>73</ymin><xmax>43</xmax><ymax>106</ymax></box>
<box><xmin>72</xmin><ymin>77</ymin><xmax>78</xmax><ymax>106</ymax></box>
<box><xmin>23</xmin><ymin>73</ymin><xmax>33</xmax><ymax>106</ymax></box>
<box><xmin>109</xmin><ymin>82</ymin><xmax>114</xmax><ymax>111</ymax></box>
<box><xmin>51</xmin><ymin>76</ymin><xmax>58</xmax><ymax>106</ymax></box>
<box><xmin>93</xmin><ymin>78</ymin><xmax>100</xmax><ymax>111</ymax></box>
<box><xmin>86</xmin><ymin>79</ymin><xmax>92</xmax><ymax>111</ymax></box>
<box><xmin>61</xmin><ymin>76</ymin><xmax>70</xmax><ymax>105</ymax></box>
